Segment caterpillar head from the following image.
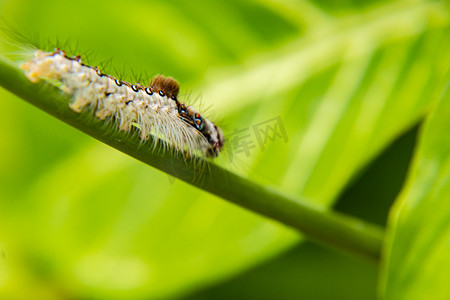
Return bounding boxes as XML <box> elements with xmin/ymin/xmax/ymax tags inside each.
<box><xmin>205</xmin><ymin>123</ymin><xmax>225</xmax><ymax>158</ymax></box>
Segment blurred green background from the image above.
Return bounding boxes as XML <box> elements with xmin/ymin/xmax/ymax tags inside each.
<box><xmin>0</xmin><ymin>0</ymin><xmax>448</xmax><ymax>299</ymax></box>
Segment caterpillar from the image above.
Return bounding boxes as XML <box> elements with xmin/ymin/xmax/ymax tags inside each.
<box><xmin>20</xmin><ymin>49</ymin><xmax>224</xmax><ymax>158</ymax></box>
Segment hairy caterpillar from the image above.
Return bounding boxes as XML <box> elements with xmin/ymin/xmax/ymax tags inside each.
<box><xmin>20</xmin><ymin>49</ymin><xmax>224</xmax><ymax>158</ymax></box>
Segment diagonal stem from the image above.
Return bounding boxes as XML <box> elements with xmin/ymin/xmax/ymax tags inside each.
<box><xmin>0</xmin><ymin>55</ymin><xmax>384</xmax><ymax>262</ymax></box>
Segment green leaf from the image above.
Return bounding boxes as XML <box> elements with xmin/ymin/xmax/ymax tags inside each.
<box><xmin>206</xmin><ymin>1</ymin><xmax>449</xmax><ymax>205</ymax></box>
<box><xmin>0</xmin><ymin>52</ymin><xmax>384</xmax><ymax>297</ymax></box>
<box><xmin>380</xmin><ymin>81</ymin><xmax>450</xmax><ymax>299</ymax></box>
<box><xmin>0</xmin><ymin>0</ymin><xmax>448</xmax><ymax>299</ymax></box>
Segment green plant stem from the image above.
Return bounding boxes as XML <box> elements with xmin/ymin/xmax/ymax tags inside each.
<box><xmin>0</xmin><ymin>56</ymin><xmax>384</xmax><ymax>262</ymax></box>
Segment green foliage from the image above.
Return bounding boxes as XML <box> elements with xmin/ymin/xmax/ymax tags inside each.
<box><xmin>380</xmin><ymin>82</ymin><xmax>450</xmax><ymax>300</ymax></box>
<box><xmin>0</xmin><ymin>0</ymin><xmax>448</xmax><ymax>299</ymax></box>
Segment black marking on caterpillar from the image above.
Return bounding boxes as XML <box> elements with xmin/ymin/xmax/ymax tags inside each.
<box><xmin>21</xmin><ymin>49</ymin><xmax>224</xmax><ymax>158</ymax></box>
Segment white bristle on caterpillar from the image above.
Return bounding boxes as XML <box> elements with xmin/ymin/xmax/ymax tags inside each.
<box><xmin>21</xmin><ymin>49</ymin><xmax>224</xmax><ymax>158</ymax></box>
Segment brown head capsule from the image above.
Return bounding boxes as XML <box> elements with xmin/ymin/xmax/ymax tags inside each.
<box><xmin>150</xmin><ymin>75</ymin><xmax>180</xmax><ymax>100</ymax></box>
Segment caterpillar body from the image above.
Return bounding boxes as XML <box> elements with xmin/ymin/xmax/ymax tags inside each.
<box><xmin>21</xmin><ymin>49</ymin><xmax>224</xmax><ymax>158</ymax></box>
